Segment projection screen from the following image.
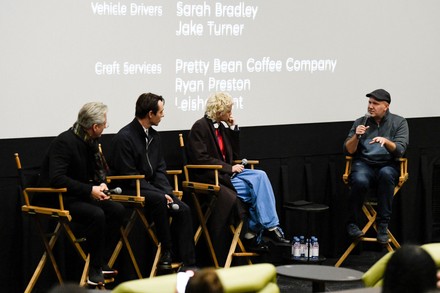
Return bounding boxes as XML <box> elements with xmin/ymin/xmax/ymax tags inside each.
<box><xmin>1</xmin><ymin>0</ymin><xmax>440</xmax><ymax>138</ymax></box>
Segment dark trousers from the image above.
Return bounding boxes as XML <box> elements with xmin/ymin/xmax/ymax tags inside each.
<box><xmin>348</xmin><ymin>160</ymin><xmax>399</xmax><ymax>224</ymax></box>
<box><xmin>67</xmin><ymin>199</ymin><xmax>125</xmax><ymax>267</ymax></box>
<box><xmin>143</xmin><ymin>190</ymin><xmax>196</xmax><ymax>265</ymax></box>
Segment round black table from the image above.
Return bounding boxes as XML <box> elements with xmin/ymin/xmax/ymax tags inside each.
<box><xmin>276</xmin><ymin>264</ymin><xmax>364</xmax><ymax>292</ymax></box>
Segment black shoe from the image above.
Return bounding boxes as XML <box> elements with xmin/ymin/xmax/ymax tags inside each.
<box><xmin>87</xmin><ymin>265</ymin><xmax>105</xmax><ymax>286</ymax></box>
<box><xmin>158</xmin><ymin>249</ymin><xmax>172</xmax><ymax>270</ymax></box>
<box><xmin>347</xmin><ymin>223</ymin><xmax>364</xmax><ymax>239</ymax></box>
<box><xmin>263</xmin><ymin>227</ymin><xmax>290</xmax><ymax>245</ymax></box>
<box><xmin>244</xmin><ymin>237</ymin><xmax>270</xmax><ymax>253</ymax></box>
<box><xmin>377</xmin><ymin>223</ymin><xmax>389</xmax><ymax>244</ymax></box>
<box><xmin>102</xmin><ymin>263</ymin><xmax>118</xmax><ymax>278</ymax></box>
<box><xmin>178</xmin><ymin>264</ymin><xmax>199</xmax><ymax>273</ymax></box>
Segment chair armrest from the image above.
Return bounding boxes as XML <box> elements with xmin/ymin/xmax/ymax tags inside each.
<box><xmin>343</xmin><ymin>156</ymin><xmax>408</xmax><ymax>189</ymax></box>
<box><xmin>110</xmin><ymin>194</ymin><xmax>145</xmax><ymax>204</ymax></box>
<box><xmin>185</xmin><ymin>165</ymin><xmax>223</xmax><ymax>170</ymax></box>
<box><xmin>233</xmin><ymin>159</ymin><xmax>259</xmax><ymax>170</ymax></box>
<box><xmin>182</xmin><ymin>181</ymin><xmax>221</xmax><ymax>194</ymax></box>
<box><xmin>167</xmin><ymin>170</ymin><xmax>183</xmax><ymax>198</ymax></box>
<box><xmin>106</xmin><ymin>175</ymin><xmax>145</xmax><ymax>181</ymax></box>
<box><xmin>24</xmin><ymin>187</ymin><xmax>67</xmax><ymax>193</ymax></box>
<box><xmin>342</xmin><ymin>156</ymin><xmax>353</xmax><ymax>184</ymax></box>
<box><xmin>22</xmin><ymin>187</ymin><xmax>70</xmax><ymax>219</ymax></box>
<box><xmin>106</xmin><ymin>174</ymin><xmax>145</xmax><ymax>198</ymax></box>
<box><xmin>183</xmin><ymin>165</ymin><xmax>223</xmax><ymax>189</ymax></box>
<box><xmin>397</xmin><ymin>158</ymin><xmax>408</xmax><ymax>186</ymax></box>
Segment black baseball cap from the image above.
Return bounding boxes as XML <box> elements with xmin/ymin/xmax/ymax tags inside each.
<box><xmin>366</xmin><ymin>89</ymin><xmax>391</xmax><ymax>104</ymax></box>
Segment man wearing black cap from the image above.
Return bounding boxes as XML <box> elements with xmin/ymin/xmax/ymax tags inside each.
<box><xmin>343</xmin><ymin>89</ymin><xmax>409</xmax><ymax>243</ymax></box>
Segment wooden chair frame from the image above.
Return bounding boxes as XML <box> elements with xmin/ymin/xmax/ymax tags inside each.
<box><xmin>179</xmin><ymin>134</ymin><xmax>259</xmax><ymax>268</ymax></box>
<box><xmin>15</xmin><ymin>153</ymin><xmax>90</xmax><ymax>292</ymax></box>
<box><xmin>335</xmin><ymin>156</ymin><xmax>408</xmax><ymax>267</ymax></box>
<box><xmin>106</xmin><ymin>171</ymin><xmax>183</xmax><ymax>278</ymax></box>
<box><xmin>223</xmin><ymin>159</ymin><xmax>260</xmax><ymax>268</ymax></box>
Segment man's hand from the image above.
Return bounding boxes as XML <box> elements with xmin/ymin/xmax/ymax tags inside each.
<box><xmin>165</xmin><ymin>194</ymin><xmax>173</xmax><ymax>204</ymax></box>
<box><xmin>369</xmin><ymin>136</ymin><xmax>389</xmax><ymax>147</ymax></box>
<box><xmin>356</xmin><ymin>125</ymin><xmax>370</xmax><ymax>137</ymax></box>
<box><xmin>91</xmin><ymin>183</ymin><xmax>110</xmax><ymax>201</ymax></box>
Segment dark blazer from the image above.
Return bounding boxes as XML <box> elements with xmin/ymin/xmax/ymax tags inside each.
<box><xmin>187</xmin><ymin>116</ymin><xmax>242</xmax><ymax>264</ymax></box>
<box><xmin>109</xmin><ymin>118</ymin><xmax>173</xmax><ymax>195</ymax></box>
<box><xmin>39</xmin><ymin>128</ymin><xmax>97</xmax><ymax>202</ymax></box>
<box><xmin>187</xmin><ymin>116</ymin><xmax>240</xmax><ymax>190</ymax></box>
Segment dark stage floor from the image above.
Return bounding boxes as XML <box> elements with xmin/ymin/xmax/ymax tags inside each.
<box><xmin>276</xmin><ymin>250</ymin><xmax>387</xmax><ymax>293</ymax></box>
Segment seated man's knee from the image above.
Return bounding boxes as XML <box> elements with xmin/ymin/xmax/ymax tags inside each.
<box><xmin>350</xmin><ymin>173</ymin><xmax>370</xmax><ymax>189</ymax></box>
<box><xmin>378</xmin><ymin>167</ymin><xmax>397</xmax><ymax>183</ymax></box>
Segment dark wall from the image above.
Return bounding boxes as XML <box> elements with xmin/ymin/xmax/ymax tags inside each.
<box><xmin>1</xmin><ymin>117</ymin><xmax>439</xmax><ymax>292</ymax></box>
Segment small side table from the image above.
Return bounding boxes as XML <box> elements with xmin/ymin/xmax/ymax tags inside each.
<box><xmin>284</xmin><ymin>200</ymin><xmax>329</xmax><ymax>237</ymax></box>
<box><xmin>284</xmin><ymin>201</ymin><xmax>329</xmax><ymax>262</ymax></box>
<box><xmin>276</xmin><ymin>264</ymin><xmax>363</xmax><ymax>292</ymax></box>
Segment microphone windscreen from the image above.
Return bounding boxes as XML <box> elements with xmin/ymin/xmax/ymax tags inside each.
<box><xmin>168</xmin><ymin>202</ymin><xmax>180</xmax><ymax>211</ymax></box>
<box><xmin>363</xmin><ymin>113</ymin><xmax>371</xmax><ymax>125</ymax></box>
<box><xmin>114</xmin><ymin>187</ymin><xmax>122</xmax><ymax>194</ymax></box>
<box><xmin>242</xmin><ymin>158</ymin><xmax>248</xmax><ymax>166</ymax></box>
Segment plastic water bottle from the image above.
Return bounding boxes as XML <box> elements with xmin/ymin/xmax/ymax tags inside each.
<box><xmin>291</xmin><ymin>237</ymin><xmax>300</xmax><ymax>259</ymax></box>
<box><xmin>312</xmin><ymin>237</ymin><xmax>319</xmax><ymax>259</ymax></box>
<box><xmin>299</xmin><ymin>236</ymin><xmax>306</xmax><ymax>258</ymax></box>
<box><xmin>305</xmin><ymin>238</ymin><xmax>311</xmax><ymax>259</ymax></box>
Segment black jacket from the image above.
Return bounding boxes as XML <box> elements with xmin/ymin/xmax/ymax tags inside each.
<box><xmin>110</xmin><ymin>118</ymin><xmax>172</xmax><ymax>195</ymax></box>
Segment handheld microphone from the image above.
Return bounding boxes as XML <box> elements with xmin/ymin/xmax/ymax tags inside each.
<box><xmin>231</xmin><ymin>158</ymin><xmax>248</xmax><ymax>179</ymax></box>
<box><xmin>357</xmin><ymin>113</ymin><xmax>371</xmax><ymax>139</ymax></box>
<box><xmin>103</xmin><ymin>187</ymin><xmax>122</xmax><ymax>195</ymax></box>
<box><xmin>168</xmin><ymin>202</ymin><xmax>180</xmax><ymax>211</ymax></box>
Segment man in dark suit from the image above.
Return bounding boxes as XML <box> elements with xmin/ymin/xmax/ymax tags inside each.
<box><xmin>39</xmin><ymin>102</ymin><xmax>125</xmax><ymax>286</ymax></box>
<box><xmin>110</xmin><ymin>93</ymin><xmax>196</xmax><ymax>270</ymax></box>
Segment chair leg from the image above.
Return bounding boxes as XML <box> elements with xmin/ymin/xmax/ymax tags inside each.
<box><xmin>224</xmin><ymin>220</ymin><xmax>257</xmax><ymax>268</ymax></box>
<box><xmin>136</xmin><ymin>209</ymin><xmax>163</xmax><ymax>277</ymax></box>
<box><xmin>336</xmin><ymin>202</ymin><xmax>401</xmax><ymax>267</ymax></box>
<box><xmin>62</xmin><ymin>222</ymin><xmax>87</xmax><ymax>261</ymax></box>
<box><xmin>224</xmin><ymin>221</ymin><xmax>243</xmax><ymax>268</ymax></box>
<box><xmin>25</xmin><ymin>221</ymin><xmax>63</xmax><ymax>293</ymax></box>
<box><xmin>149</xmin><ymin>243</ymin><xmax>162</xmax><ymax>278</ymax></box>
<box><xmin>109</xmin><ymin>212</ymin><xmax>143</xmax><ymax>279</ymax></box>
<box><xmin>191</xmin><ymin>192</ymin><xmax>219</xmax><ymax>268</ymax></box>
<box><xmin>388</xmin><ymin>230</ymin><xmax>401</xmax><ymax>249</ymax></box>
<box><xmin>79</xmin><ymin>254</ymin><xmax>90</xmax><ymax>287</ymax></box>
<box><xmin>335</xmin><ymin>238</ymin><xmax>361</xmax><ymax>267</ymax></box>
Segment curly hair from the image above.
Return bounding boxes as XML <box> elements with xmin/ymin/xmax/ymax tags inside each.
<box><xmin>205</xmin><ymin>92</ymin><xmax>233</xmax><ymax>121</ymax></box>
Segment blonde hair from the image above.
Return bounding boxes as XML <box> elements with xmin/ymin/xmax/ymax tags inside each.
<box><xmin>205</xmin><ymin>92</ymin><xmax>233</xmax><ymax>121</ymax></box>
<box><xmin>76</xmin><ymin>102</ymin><xmax>107</xmax><ymax>129</ymax></box>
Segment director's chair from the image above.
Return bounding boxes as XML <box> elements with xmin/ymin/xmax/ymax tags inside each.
<box><xmin>100</xmin><ymin>145</ymin><xmax>183</xmax><ymax>278</ymax></box>
<box><xmin>179</xmin><ymin>134</ymin><xmax>259</xmax><ymax>269</ymax></box>
<box><xmin>335</xmin><ymin>156</ymin><xmax>408</xmax><ymax>267</ymax></box>
<box><xmin>15</xmin><ymin>153</ymin><xmax>91</xmax><ymax>292</ymax></box>
<box><xmin>106</xmin><ymin>171</ymin><xmax>183</xmax><ymax>278</ymax></box>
